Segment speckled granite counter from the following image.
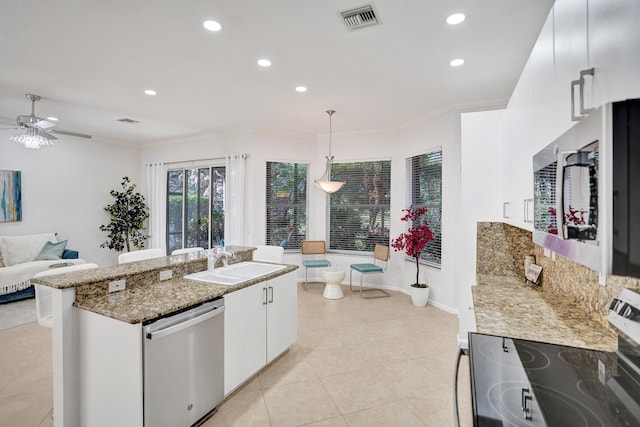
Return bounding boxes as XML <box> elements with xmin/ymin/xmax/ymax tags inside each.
<box><xmin>74</xmin><ymin>264</ymin><xmax>298</xmax><ymax>323</ymax></box>
<box><xmin>32</xmin><ymin>246</ymin><xmax>298</xmax><ymax>324</ymax></box>
<box><xmin>473</xmin><ymin>274</ymin><xmax>617</xmax><ymax>352</ymax></box>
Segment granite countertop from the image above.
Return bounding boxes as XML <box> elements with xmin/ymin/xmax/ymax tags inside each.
<box><xmin>472</xmin><ymin>274</ymin><xmax>617</xmax><ymax>352</ymax></box>
<box><xmin>32</xmin><ymin>245</ymin><xmax>300</xmax><ymax>324</ymax></box>
<box><xmin>75</xmin><ymin>264</ymin><xmax>299</xmax><ymax>324</ymax></box>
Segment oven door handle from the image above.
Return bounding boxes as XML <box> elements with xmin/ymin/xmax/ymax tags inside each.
<box><xmin>453</xmin><ymin>347</ymin><xmax>467</xmax><ymax>427</ymax></box>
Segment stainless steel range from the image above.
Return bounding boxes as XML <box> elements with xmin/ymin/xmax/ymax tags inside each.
<box><xmin>463</xmin><ymin>288</ymin><xmax>640</xmax><ymax>426</ymax></box>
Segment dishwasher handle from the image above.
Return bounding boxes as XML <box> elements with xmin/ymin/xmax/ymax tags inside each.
<box><xmin>146</xmin><ymin>304</ymin><xmax>225</xmax><ymax>341</ymax></box>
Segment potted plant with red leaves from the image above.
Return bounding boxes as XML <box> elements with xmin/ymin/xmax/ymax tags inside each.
<box><xmin>392</xmin><ymin>205</ymin><xmax>434</xmax><ymax>306</ymax></box>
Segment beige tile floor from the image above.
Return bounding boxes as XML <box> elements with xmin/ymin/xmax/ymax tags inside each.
<box><xmin>0</xmin><ymin>284</ymin><xmax>473</xmax><ymax>427</ymax></box>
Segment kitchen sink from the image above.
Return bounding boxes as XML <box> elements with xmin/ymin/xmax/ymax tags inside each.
<box><xmin>183</xmin><ymin>261</ymin><xmax>287</xmax><ymax>286</ymax></box>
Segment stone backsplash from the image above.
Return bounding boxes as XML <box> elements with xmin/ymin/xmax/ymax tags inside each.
<box><xmin>476</xmin><ymin>221</ymin><xmax>640</xmax><ymax>327</ymax></box>
<box><xmin>476</xmin><ymin>222</ymin><xmax>534</xmax><ymax>277</ymax></box>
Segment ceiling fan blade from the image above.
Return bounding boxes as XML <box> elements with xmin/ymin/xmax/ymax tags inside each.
<box><xmin>49</xmin><ymin>128</ymin><xmax>92</xmax><ymax>139</ymax></box>
<box><xmin>33</xmin><ymin>119</ymin><xmax>56</xmax><ymax>129</ymax></box>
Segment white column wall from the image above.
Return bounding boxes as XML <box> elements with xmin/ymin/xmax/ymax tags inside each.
<box><xmin>0</xmin><ymin>132</ymin><xmax>140</xmax><ymax>266</ymax></box>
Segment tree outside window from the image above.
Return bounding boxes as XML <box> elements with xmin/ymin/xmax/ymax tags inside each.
<box><xmin>266</xmin><ymin>162</ymin><xmax>308</xmax><ymax>249</ymax></box>
<box><xmin>329</xmin><ymin>160</ymin><xmax>391</xmax><ymax>252</ymax></box>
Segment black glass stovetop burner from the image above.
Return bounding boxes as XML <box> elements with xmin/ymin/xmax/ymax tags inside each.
<box><xmin>469</xmin><ymin>333</ymin><xmax>640</xmax><ymax>427</ymax></box>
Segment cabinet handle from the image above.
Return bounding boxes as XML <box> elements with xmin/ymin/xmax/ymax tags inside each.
<box><xmin>571</xmin><ymin>79</ymin><xmax>582</xmax><ymax>121</ymax></box>
<box><xmin>524</xmin><ymin>199</ymin><xmax>533</xmax><ymax>223</ymax></box>
<box><xmin>263</xmin><ymin>287</ymin><xmax>268</xmax><ymax>305</ymax></box>
<box><xmin>503</xmin><ymin>202</ymin><xmax>510</xmax><ymax>219</ymax></box>
<box><xmin>268</xmin><ymin>286</ymin><xmax>274</xmax><ymax>303</ymax></box>
<box><xmin>579</xmin><ymin>68</ymin><xmax>595</xmax><ymax>115</ymax></box>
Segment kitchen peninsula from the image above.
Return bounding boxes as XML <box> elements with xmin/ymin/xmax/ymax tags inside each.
<box><xmin>32</xmin><ymin>246</ymin><xmax>298</xmax><ymax>427</ymax></box>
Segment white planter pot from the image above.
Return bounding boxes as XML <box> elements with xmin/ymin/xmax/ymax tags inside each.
<box><xmin>410</xmin><ymin>285</ymin><xmax>430</xmax><ymax>307</ymax></box>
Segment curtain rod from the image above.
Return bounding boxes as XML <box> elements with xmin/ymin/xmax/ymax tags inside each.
<box><xmin>160</xmin><ymin>156</ymin><xmax>226</xmax><ymax>166</ymax></box>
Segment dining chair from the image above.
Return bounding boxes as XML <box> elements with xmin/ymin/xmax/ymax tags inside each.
<box><xmin>349</xmin><ymin>244</ymin><xmax>390</xmax><ymax>298</ymax></box>
<box><xmin>301</xmin><ymin>240</ymin><xmax>331</xmax><ymax>291</ymax></box>
<box><xmin>252</xmin><ymin>245</ymin><xmax>284</xmax><ymax>263</ymax></box>
<box><xmin>118</xmin><ymin>248</ymin><xmax>164</xmax><ymax>264</ymax></box>
<box><xmin>171</xmin><ymin>247</ymin><xmax>205</xmax><ymax>255</ymax></box>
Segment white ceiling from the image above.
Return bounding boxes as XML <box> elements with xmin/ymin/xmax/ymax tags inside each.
<box><xmin>0</xmin><ymin>0</ymin><xmax>554</xmax><ymax>146</ymax></box>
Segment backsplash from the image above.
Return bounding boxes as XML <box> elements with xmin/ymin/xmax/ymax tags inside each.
<box><xmin>476</xmin><ymin>222</ymin><xmax>640</xmax><ymax>326</ymax></box>
<box><xmin>476</xmin><ymin>222</ymin><xmax>534</xmax><ymax>278</ymax></box>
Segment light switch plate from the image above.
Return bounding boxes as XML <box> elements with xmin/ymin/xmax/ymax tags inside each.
<box><xmin>159</xmin><ymin>270</ymin><xmax>173</xmax><ymax>281</ymax></box>
<box><xmin>108</xmin><ymin>279</ymin><xmax>126</xmax><ymax>293</ymax></box>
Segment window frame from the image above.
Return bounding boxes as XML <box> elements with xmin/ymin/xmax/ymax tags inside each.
<box><xmin>265</xmin><ymin>161</ymin><xmax>310</xmax><ymax>252</ymax></box>
<box><xmin>326</xmin><ymin>158</ymin><xmax>392</xmax><ymax>254</ymax></box>
<box><xmin>166</xmin><ymin>163</ymin><xmax>226</xmax><ymax>254</ymax></box>
<box><xmin>406</xmin><ymin>148</ymin><xmax>442</xmax><ymax>268</ymax></box>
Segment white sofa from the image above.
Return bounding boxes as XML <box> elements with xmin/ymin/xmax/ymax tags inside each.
<box><xmin>0</xmin><ymin>233</ymin><xmax>85</xmax><ymax>302</ymax></box>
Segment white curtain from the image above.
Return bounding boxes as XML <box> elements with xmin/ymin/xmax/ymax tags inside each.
<box><xmin>224</xmin><ymin>154</ymin><xmax>247</xmax><ymax>245</ymax></box>
<box><xmin>146</xmin><ymin>163</ymin><xmax>167</xmax><ymax>254</ymax></box>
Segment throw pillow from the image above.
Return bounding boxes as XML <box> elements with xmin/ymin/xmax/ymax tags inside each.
<box><xmin>36</xmin><ymin>240</ymin><xmax>68</xmax><ymax>261</ymax></box>
<box><xmin>0</xmin><ymin>249</ymin><xmax>4</xmax><ymax>267</ymax></box>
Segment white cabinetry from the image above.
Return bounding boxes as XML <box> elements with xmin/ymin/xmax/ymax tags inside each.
<box><xmin>553</xmin><ymin>0</ymin><xmax>590</xmax><ymax>132</ymax></box>
<box><xmin>224</xmin><ymin>271</ymin><xmax>297</xmax><ymax>395</ymax></box>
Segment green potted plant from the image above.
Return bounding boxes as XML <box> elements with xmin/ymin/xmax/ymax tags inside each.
<box><xmin>392</xmin><ymin>205</ymin><xmax>434</xmax><ymax>306</ymax></box>
<box><xmin>99</xmin><ymin>176</ymin><xmax>150</xmax><ymax>252</ymax></box>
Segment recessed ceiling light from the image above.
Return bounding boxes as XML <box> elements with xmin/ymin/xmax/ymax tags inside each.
<box><xmin>295</xmin><ymin>86</ymin><xmax>307</xmax><ymax>93</ymax></box>
<box><xmin>144</xmin><ymin>89</ymin><xmax>157</xmax><ymax>96</ymax></box>
<box><xmin>446</xmin><ymin>13</ymin><xmax>466</xmax><ymax>25</ymax></box>
<box><xmin>47</xmin><ymin>116</ymin><xmax>58</xmax><ymax>121</ymax></box>
<box><xmin>449</xmin><ymin>58</ymin><xmax>465</xmax><ymax>67</ymax></box>
<box><xmin>203</xmin><ymin>20</ymin><xmax>222</xmax><ymax>32</ymax></box>
<box><xmin>257</xmin><ymin>59</ymin><xmax>272</xmax><ymax>67</ymax></box>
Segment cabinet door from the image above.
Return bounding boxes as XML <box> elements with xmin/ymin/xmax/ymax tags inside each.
<box><xmin>589</xmin><ymin>0</ymin><xmax>640</xmax><ymax>104</ymax></box>
<box><xmin>553</xmin><ymin>0</ymin><xmax>589</xmax><ymax>133</ymax></box>
<box><xmin>266</xmin><ymin>272</ymin><xmax>298</xmax><ymax>363</ymax></box>
<box><xmin>224</xmin><ymin>283</ymin><xmax>267</xmax><ymax>395</ymax></box>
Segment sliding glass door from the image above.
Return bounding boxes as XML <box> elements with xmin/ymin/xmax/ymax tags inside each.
<box><xmin>167</xmin><ymin>166</ymin><xmax>225</xmax><ymax>254</ymax></box>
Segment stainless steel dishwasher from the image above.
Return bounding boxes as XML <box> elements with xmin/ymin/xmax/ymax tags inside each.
<box><xmin>143</xmin><ymin>298</ymin><xmax>224</xmax><ymax>427</ymax></box>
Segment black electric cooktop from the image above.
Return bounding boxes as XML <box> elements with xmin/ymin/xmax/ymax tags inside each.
<box><xmin>469</xmin><ymin>333</ymin><xmax>640</xmax><ymax>427</ymax></box>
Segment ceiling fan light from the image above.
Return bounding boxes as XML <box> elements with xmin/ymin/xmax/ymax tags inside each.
<box><xmin>10</xmin><ymin>128</ymin><xmax>55</xmax><ymax>149</ymax></box>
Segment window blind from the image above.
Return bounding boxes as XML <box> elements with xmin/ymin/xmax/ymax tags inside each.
<box><xmin>534</xmin><ymin>162</ymin><xmax>558</xmax><ymax>234</ymax></box>
<box><xmin>407</xmin><ymin>149</ymin><xmax>442</xmax><ymax>267</ymax></box>
<box><xmin>265</xmin><ymin>162</ymin><xmax>308</xmax><ymax>250</ymax></box>
<box><xmin>329</xmin><ymin>160</ymin><xmax>391</xmax><ymax>252</ymax></box>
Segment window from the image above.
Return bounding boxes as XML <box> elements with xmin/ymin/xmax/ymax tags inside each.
<box><xmin>329</xmin><ymin>160</ymin><xmax>391</xmax><ymax>252</ymax></box>
<box><xmin>408</xmin><ymin>149</ymin><xmax>442</xmax><ymax>267</ymax></box>
<box><xmin>166</xmin><ymin>166</ymin><xmax>225</xmax><ymax>254</ymax></box>
<box><xmin>266</xmin><ymin>162</ymin><xmax>308</xmax><ymax>250</ymax></box>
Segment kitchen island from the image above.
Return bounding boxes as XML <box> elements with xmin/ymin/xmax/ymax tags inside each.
<box><xmin>32</xmin><ymin>246</ymin><xmax>298</xmax><ymax>427</ymax></box>
<box><xmin>472</xmin><ymin>274</ymin><xmax>616</xmax><ymax>352</ymax></box>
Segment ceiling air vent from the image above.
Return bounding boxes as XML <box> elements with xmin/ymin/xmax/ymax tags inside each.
<box><xmin>117</xmin><ymin>118</ymin><xmax>140</xmax><ymax>124</ymax></box>
<box><xmin>341</xmin><ymin>4</ymin><xmax>379</xmax><ymax>31</ymax></box>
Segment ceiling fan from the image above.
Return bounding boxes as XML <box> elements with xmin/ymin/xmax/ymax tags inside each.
<box><xmin>1</xmin><ymin>93</ymin><xmax>92</xmax><ymax>149</ymax></box>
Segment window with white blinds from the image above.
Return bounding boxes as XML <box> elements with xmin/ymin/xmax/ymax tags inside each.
<box><xmin>328</xmin><ymin>160</ymin><xmax>391</xmax><ymax>252</ymax></box>
<box><xmin>407</xmin><ymin>149</ymin><xmax>442</xmax><ymax>267</ymax></box>
<box><xmin>534</xmin><ymin>162</ymin><xmax>558</xmax><ymax>235</ymax></box>
<box><xmin>265</xmin><ymin>162</ymin><xmax>308</xmax><ymax>250</ymax></box>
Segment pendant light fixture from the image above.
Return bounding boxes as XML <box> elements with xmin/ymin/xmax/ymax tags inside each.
<box><xmin>314</xmin><ymin>109</ymin><xmax>346</xmax><ymax>194</ymax></box>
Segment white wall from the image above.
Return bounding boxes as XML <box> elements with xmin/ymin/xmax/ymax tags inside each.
<box><xmin>458</xmin><ymin>109</ymin><xmax>505</xmax><ymax>344</ymax></box>
<box><xmin>0</xmin><ymin>132</ymin><xmax>140</xmax><ymax>265</ymax></box>
<box><xmin>141</xmin><ymin>112</ymin><xmax>463</xmax><ymax>312</ymax></box>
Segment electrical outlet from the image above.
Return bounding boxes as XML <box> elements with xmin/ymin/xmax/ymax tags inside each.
<box><xmin>159</xmin><ymin>270</ymin><xmax>173</xmax><ymax>281</ymax></box>
<box><xmin>108</xmin><ymin>279</ymin><xmax>126</xmax><ymax>293</ymax></box>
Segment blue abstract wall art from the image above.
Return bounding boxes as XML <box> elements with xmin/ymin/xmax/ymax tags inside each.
<box><xmin>0</xmin><ymin>170</ymin><xmax>22</xmax><ymax>222</ymax></box>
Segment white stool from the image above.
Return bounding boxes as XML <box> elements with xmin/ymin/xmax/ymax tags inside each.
<box><xmin>322</xmin><ymin>270</ymin><xmax>345</xmax><ymax>300</ymax></box>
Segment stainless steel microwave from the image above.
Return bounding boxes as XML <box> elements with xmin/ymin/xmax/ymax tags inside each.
<box><xmin>533</xmin><ymin>98</ymin><xmax>640</xmax><ymax>278</ymax></box>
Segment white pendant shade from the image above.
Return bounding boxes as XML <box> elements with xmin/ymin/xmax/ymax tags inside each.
<box><xmin>315</xmin><ymin>109</ymin><xmax>345</xmax><ymax>194</ymax></box>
